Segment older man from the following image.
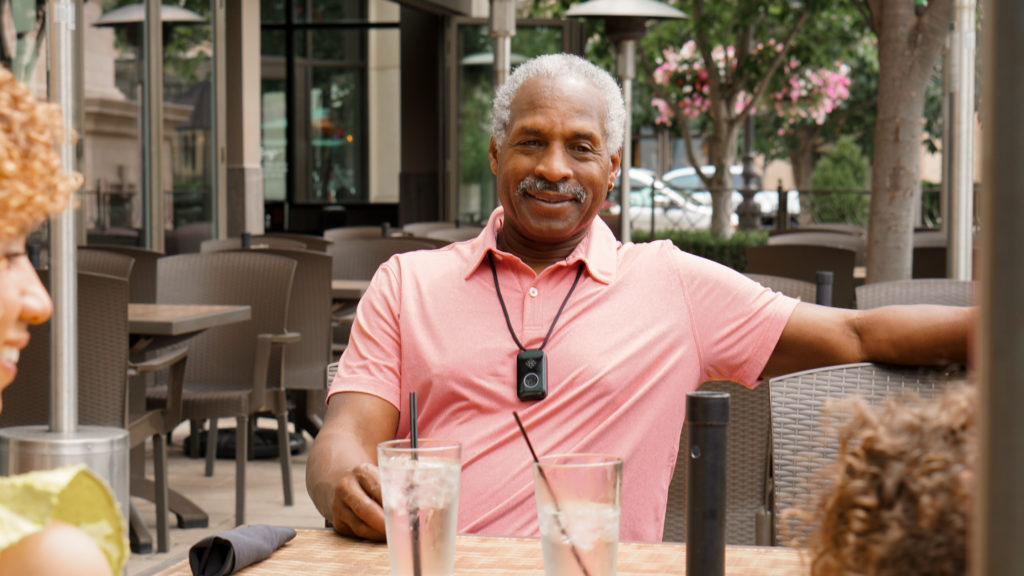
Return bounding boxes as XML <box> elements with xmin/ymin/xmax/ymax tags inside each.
<box><xmin>306</xmin><ymin>53</ymin><xmax>969</xmax><ymax>543</ymax></box>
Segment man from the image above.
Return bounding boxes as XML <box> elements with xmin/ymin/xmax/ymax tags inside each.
<box><xmin>306</xmin><ymin>54</ymin><xmax>969</xmax><ymax>543</ymax></box>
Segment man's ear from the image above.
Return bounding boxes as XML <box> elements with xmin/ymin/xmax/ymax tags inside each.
<box><xmin>608</xmin><ymin>148</ymin><xmax>622</xmax><ymax>190</ymax></box>
<box><xmin>489</xmin><ymin>138</ymin><xmax>500</xmax><ymax>175</ymax></box>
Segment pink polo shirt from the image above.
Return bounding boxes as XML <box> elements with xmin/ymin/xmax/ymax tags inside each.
<box><xmin>330</xmin><ymin>207</ymin><xmax>798</xmax><ymax>542</ymax></box>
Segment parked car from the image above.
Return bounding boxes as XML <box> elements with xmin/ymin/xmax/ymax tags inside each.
<box><xmin>661</xmin><ymin>165</ymin><xmax>800</xmax><ymax>226</ymax></box>
<box><xmin>604</xmin><ymin>168</ymin><xmax>733</xmax><ymax>233</ymax></box>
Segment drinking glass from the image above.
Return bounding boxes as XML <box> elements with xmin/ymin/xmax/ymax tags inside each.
<box><xmin>532</xmin><ymin>453</ymin><xmax>622</xmax><ymax>576</ymax></box>
<box><xmin>378</xmin><ymin>439</ymin><xmax>461</xmax><ymax>576</ymax></box>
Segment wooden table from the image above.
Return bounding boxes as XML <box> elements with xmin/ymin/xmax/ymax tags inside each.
<box><xmin>154</xmin><ymin>529</ymin><xmax>807</xmax><ymax>575</ymax></box>
<box><xmin>126</xmin><ymin>303</ymin><xmax>251</xmax><ymax>546</ymax></box>
<box><xmin>331</xmin><ymin>279</ymin><xmax>371</xmax><ymax>300</ymax></box>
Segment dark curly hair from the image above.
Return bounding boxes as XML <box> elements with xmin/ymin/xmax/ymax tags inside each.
<box><xmin>802</xmin><ymin>385</ymin><xmax>976</xmax><ymax>576</ymax></box>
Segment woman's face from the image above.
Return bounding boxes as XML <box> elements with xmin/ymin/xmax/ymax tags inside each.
<box><xmin>0</xmin><ymin>234</ymin><xmax>52</xmax><ymax>411</ymax></box>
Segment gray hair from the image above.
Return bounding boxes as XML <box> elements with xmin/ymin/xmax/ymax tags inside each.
<box><xmin>491</xmin><ymin>53</ymin><xmax>624</xmax><ymax>154</ymax></box>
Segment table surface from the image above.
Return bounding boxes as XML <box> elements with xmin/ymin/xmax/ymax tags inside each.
<box><xmin>332</xmin><ymin>279</ymin><xmax>371</xmax><ymax>300</ymax></box>
<box><xmin>153</xmin><ymin>529</ymin><xmax>807</xmax><ymax>575</ymax></box>
<box><xmin>127</xmin><ymin>303</ymin><xmax>251</xmax><ymax>336</ymax></box>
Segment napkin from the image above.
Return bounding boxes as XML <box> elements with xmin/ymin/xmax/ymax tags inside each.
<box><xmin>189</xmin><ymin>524</ymin><xmax>297</xmax><ymax>576</ymax></box>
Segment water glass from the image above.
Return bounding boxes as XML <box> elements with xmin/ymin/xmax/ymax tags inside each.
<box><xmin>532</xmin><ymin>453</ymin><xmax>622</xmax><ymax>576</ymax></box>
<box><xmin>378</xmin><ymin>439</ymin><xmax>461</xmax><ymax>576</ymax></box>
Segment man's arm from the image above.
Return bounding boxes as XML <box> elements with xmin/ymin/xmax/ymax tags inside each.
<box><xmin>763</xmin><ymin>301</ymin><xmax>972</xmax><ymax>379</ymax></box>
<box><xmin>306</xmin><ymin>391</ymin><xmax>399</xmax><ymax>540</ymax></box>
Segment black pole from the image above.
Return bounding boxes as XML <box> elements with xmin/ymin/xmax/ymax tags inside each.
<box><xmin>815</xmin><ymin>270</ymin><xmax>834</xmax><ymax>306</ymax></box>
<box><xmin>686</xmin><ymin>390</ymin><xmax>729</xmax><ymax>576</ymax></box>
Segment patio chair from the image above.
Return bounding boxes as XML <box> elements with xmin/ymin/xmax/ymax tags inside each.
<box><xmin>150</xmin><ymin>251</ymin><xmax>299</xmax><ymax>526</ymax></box>
<box><xmin>323</xmin><ymin>225</ymin><xmax>388</xmax><ymax>242</ymax></box>
<box><xmin>745</xmin><ymin>244</ymin><xmax>858</xmax><ymax>308</ymax></box>
<box><xmin>744</xmin><ymin>273</ymin><xmax>817</xmax><ymax>303</ymax></box>
<box><xmin>199</xmin><ymin>236</ymin><xmax>306</xmax><ymax>253</ymax></box>
<box><xmin>401</xmin><ymin>220</ymin><xmax>455</xmax><ymax>236</ymax></box>
<box><xmin>0</xmin><ymin>270</ymin><xmax>187</xmax><ymax>554</ymax></box>
<box><xmin>855</xmin><ymin>278</ymin><xmax>975</xmax><ymax>309</ymax></box>
<box><xmin>261</xmin><ymin>232</ymin><xmax>333</xmax><ymax>252</ymax></box>
<box><xmin>258</xmin><ymin>248</ymin><xmax>333</xmax><ymax>437</ymax></box>
<box><xmin>769</xmin><ymin>362</ymin><xmax>967</xmax><ymax>545</ymax></box>
<box><xmin>767</xmin><ymin>231</ymin><xmax>866</xmax><ymax>267</ymax></box>
<box><xmin>422</xmin><ymin>225</ymin><xmax>485</xmax><ymax>243</ymax></box>
<box><xmin>78</xmin><ymin>246</ymin><xmax>135</xmax><ymax>279</ymax></box>
<box><xmin>85</xmin><ymin>245</ymin><xmax>164</xmax><ymax>303</ymax></box>
<box><xmin>768</xmin><ymin>223</ymin><xmax>866</xmax><ymax>237</ymax></box>
<box><xmin>327</xmin><ymin>237</ymin><xmax>439</xmax><ymax>356</ymax></box>
<box><xmin>663</xmin><ymin>380</ymin><xmax>773</xmax><ymax>545</ymax></box>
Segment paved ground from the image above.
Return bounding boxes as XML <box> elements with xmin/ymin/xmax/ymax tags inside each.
<box><xmin>126</xmin><ymin>418</ymin><xmax>325</xmax><ymax>576</ymax></box>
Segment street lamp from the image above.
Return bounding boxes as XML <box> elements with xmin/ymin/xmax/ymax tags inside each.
<box><xmin>564</xmin><ymin>0</ymin><xmax>686</xmax><ymax>242</ymax></box>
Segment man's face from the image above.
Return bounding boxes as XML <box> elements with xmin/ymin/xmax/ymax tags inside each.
<box><xmin>489</xmin><ymin>76</ymin><xmax>621</xmax><ymax>248</ymax></box>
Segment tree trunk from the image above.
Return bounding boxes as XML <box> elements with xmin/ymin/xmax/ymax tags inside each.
<box><xmin>709</xmin><ymin>129</ymin><xmax>739</xmax><ymax>238</ymax></box>
<box><xmin>866</xmin><ymin>0</ymin><xmax>953</xmax><ymax>282</ymax></box>
<box><xmin>789</xmin><ymin>129</ymin><xmax>815</xmax><ymax>225</ymax></box>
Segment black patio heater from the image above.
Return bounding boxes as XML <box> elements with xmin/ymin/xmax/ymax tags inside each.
<box><xmin>563</xmin><ymin>0</ymin><xmax>686</xmax><ymax>242</ymax></box>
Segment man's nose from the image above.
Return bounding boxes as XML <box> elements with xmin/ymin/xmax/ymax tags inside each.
<box><xmin>534</xmin><ymin>146</ymin><xmax>573</xmax><ymax>183</ymax></box>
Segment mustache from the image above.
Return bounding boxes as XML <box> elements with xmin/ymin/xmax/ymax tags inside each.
<box><xmin>516</xmin><ymin>176</ymin><xmax>586</xmax><ymax>203</ymax></box>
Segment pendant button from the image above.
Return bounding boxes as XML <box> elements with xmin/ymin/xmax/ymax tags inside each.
<box><xmin>528</xmin><ymin>287</ymin><xmax>538</xmax><ymax>298</ymax></box>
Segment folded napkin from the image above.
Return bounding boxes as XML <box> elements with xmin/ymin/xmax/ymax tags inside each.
<box><xmin>189</xmin><ymin>524</ymin><xmax>296</xmax><ymax>576</ymax></box>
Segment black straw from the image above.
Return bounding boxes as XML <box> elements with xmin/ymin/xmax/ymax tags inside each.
<box><xmin>513</xmin><ymin>412</ymin><xmax>592</xmax><ymax>576</ymax></box>
<box><xmin>409</xmin><ymin>392</ymin><xmax>422</xmax><ymax>576</ymax></box>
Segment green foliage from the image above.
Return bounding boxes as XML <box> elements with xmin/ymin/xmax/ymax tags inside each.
<box><xmin>807</xmin><ymin>135</ymin><xmax>870</xmax><ymax>224</ymax></box>
<box><xmin>631</xmin><ymin>229</ymin><xmax>769</xmax><ymax>272</ymax></box>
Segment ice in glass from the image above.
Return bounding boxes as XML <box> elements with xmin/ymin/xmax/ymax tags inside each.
<box><xmin>378</xmin><ymin>439</ymin><xmax>461</xmax><ymax>576</ymax></box>
<box><xmin>532</xmin><ymin>453</ymin><xmax>622</xmax><ymax>576</ymax></box>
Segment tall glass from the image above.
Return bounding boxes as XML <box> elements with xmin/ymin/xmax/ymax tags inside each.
<box><xmin>378</xmin><ymin>439</ymin><xmax>462</xmax><ymax>576</ymax></box>
<box><xmin>532</xmin><ymin>453</ymin><xmax>622</xmax><ymax>576</ymax></box>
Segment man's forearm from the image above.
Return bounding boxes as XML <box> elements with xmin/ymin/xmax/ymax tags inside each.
<box><xmin>854</xmin><ymin>305</ymin><xmax>973</xmax><ymax>366</ymax></box>
<box><xmin>306</xmin><ymin>427</ymin><xmax>377</xmax><ymax>521</ymax></box>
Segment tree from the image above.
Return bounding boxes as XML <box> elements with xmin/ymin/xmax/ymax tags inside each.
<box><xmin>860</xmin><ymin>0</ymin><xmax>954</xmax><ymax>282</ymax></box>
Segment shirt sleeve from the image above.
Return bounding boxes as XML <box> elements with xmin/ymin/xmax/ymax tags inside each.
<box><xmin>327</xmin><ymin>258</ymin><xmax>404</xmax><ymax>408</ymax></box>
<box><xmin>672</xmin><ymin>246</ymin><xmax>799</xmax><ymax>387</ymax></box>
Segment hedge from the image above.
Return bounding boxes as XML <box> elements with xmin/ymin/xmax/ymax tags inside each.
<box><xmin>630</xmin><ymin>229</ymin><xmax>769</xmax><ymax>272</ymax></box>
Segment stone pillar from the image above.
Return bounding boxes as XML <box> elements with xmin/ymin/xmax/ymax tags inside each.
<box><xmin>225</xmin><ymin>0</ymin><xmax>263</xmax><ymax>237</ymax></box>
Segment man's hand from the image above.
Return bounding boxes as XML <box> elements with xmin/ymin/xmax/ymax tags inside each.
<box><xmin>331</xmin><ymin>462</ymin><xmax>387</xmax><ymax>540</ymax></box>
<box><xmin>306</xmin><ymin>392</ymin><xmax>399</xmax><ymax>540</ymax></box>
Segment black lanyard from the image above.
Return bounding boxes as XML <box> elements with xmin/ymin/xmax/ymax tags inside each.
<box><xmin>488</xmin><ymin>252</ymin><xmax>585</xmax><ymax>401</ymax></box>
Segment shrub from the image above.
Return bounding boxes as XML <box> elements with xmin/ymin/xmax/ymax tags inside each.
<box><xmin>632</xmin><ymin>229</ymin><xmax>768</xmax><ymax>272</ymax></box>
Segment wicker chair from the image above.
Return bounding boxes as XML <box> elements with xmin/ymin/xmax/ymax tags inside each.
<box><xmin>327</xmin><ymin>237</ymin><xmax>439</xmax><ymax>356</ymax></box>
<box><xmin>323</xmin><ymin>225</ymin><xmax>388</xmax><ymax>242</ymax></box>
<box><xmin>766</xmin><ymin>231</ymin><xmax>866</xmax><ymax>267</ymax></box>
<box><xmin>258</xmin><ymin>248</ymin><xmax>333</xmax><ymax>436</ymax></box>
<box><xmin>199</xmin><ymin>236</ymin><xmax>306</xmax><ymax>253</ymax></box>
<box><xmin>769</xmin><ymin>362</ymin><xmax>967</xmax><ymax>545</ymax></box>
<box><xmin>663</xmin><ymin>380</ymin><xmax>773</xmax><ymax>545</ymax></box>
<box><xmin>401</xmin><ymin>221</ymin><xmax>454</xmax><ymax>236</ymax></box>
<box><xmin>85</xmin><ymin>245</ymin><xmax>164</xmax><ymax>303</ymax></box>
<box><xmin>422</xmin><ymin>226</ymin><xmax>485</xmax><ymax>243</ymax></box>
<box><xmin>78</xmin><ymin>247</ymin><xmax>135</xmax><ymax>279</ymax></box>
<box><xmin>745</xmin><ymin>244</ymin><xmax>858</xmax><ymax>308</ymax></box>
<box><xmin>149</xmin><ymin>251</ymin><xmax>299</xmax><ymax>526</ymax></box>
<box><xmin>261</xmin><ymin>232</ymin><xmax>333</xmax><ymax>252</ymax></box>
<box><xmin>0</xmin><ymin>271</ymin><xmax>187</xmax><ymax>553</ymax></box>
<box><xmin>744</xmin><ymin>273</ymin><xmax>817</xmax><ymax>303</ymax></box>
<box><xmin>855</xmin><ymin>279</ymin><xmax>975</xmax><ymax>309</ymax></box>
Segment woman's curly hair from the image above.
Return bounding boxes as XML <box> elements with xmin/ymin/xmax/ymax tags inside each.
<box><xmin>802</xmin><ymin>385</ymin><xmax>976</xmax><ymax>576</ymax></box>
<box><xmin>0</xmin><ymin>66</ymin><xmax>82</xmax><ymax>239</ymax></box>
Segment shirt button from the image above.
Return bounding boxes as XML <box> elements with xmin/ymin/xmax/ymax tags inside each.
<box><xmin>528</xmin><ymin>287</ymin><xmax>538</xmax><ymax>298</ymax></box>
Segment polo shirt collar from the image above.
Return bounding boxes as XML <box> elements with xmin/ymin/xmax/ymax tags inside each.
<box><xmin>463</xmin><ymin>206</ymin><xmax>618</xmax><ymax>284</ymax></box>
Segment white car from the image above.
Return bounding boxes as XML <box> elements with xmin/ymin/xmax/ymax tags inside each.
<box><xmin>661</xmin><ymin>165</ymin><xmax>800</xmax><ymax>226</ymax></box>
<box><xmin>606</xmin><ymin>169</ymin><xmax>732</xmax><ymax>233</ymax></box>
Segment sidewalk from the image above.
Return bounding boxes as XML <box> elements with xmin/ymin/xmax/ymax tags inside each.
<box><xmin>126</xmin><ymin>418</ymin><xmax>324</xmax><ymax>576</ymax></box>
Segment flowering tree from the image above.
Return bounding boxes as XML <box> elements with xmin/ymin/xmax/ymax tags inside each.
<box><xmin>644</xmin><ymin>3</ymin><xmax>809</xmax><ymax>238</ymax></box>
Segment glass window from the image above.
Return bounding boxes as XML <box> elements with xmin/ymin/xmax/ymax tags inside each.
<box><xmin>308</xmin><ymin>68</ymin><xmax>363</xmax><ymax>202</ymax></box>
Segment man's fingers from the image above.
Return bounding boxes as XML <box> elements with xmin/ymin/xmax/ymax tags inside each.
<box><xmin>332</xmin><ymin>468</ymin><xmax>387</xmax><ymax>541</ymax></box>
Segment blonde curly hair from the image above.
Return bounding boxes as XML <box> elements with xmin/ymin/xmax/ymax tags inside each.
<box><xmin>0</xmin><ymin>66</ymin><xmax>82</xmax><ymax>240</ymax></box>
<box><xmin>803</xmin><ymin>385</ymin><xmax>976</xmax><ymax>576</ymax></box>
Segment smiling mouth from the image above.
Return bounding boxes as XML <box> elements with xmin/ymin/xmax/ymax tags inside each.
<box><xmin>516</xmin><ymin>176</ymin><xmax>586</xmax><ymax>204</ymax></box>
<box><xmin>0</xmin><ymin>347</ymin><xmax>18</xmax><ymax>365</ymax></box>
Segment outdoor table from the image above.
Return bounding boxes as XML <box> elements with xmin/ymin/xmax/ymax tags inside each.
<box><xmin>152</xmin><ymin>528</ymin><xmax>807</xmax><ymax>575</ymax></box>
<box><xmin>126</xmin><ymin>303</ymin><xmax>251</xmax><ymax>546</ymax></box>
<box><xmin>331</xmin><ymin>279</ymin><xmax>371</xmax><ymax>300</ymax></box>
